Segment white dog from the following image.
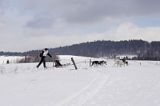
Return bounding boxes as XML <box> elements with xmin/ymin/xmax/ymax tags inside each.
<box><xmin>114</xmin><ymin>59</ymin><xmax>128</xmax><ymax>67</ymax></box>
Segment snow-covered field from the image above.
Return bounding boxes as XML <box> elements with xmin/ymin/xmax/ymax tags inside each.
<box><xmin>0</xmin><ymin>55</ymin><xmax>160</xmax><ymax>106</ymax></box>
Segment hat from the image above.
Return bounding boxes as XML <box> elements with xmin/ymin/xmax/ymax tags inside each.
<box><xmin>44</xmin><ymin>48</ymin><xmax>48</xmax><ymax>50</ymax></box>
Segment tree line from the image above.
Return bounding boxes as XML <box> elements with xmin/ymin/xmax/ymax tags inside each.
<box><xmin>1</xmin><ymin>40</ymin><xmax>160</xmax><ymax>61</ymax></box>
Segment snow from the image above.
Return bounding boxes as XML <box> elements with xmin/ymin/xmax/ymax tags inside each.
<box><xmin>0</xmin><ymin>55</ymin><xmax>160</xmax><ymax>106</ymax></box>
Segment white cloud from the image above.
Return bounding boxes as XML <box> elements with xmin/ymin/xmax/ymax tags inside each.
<box><xmin>88</xmin><ymin>22</ymin><xmax>160</xmax><ymax>41</ymax></box>
<box><xmin>114</xmin><ymin>22</ymin><xmax>160</xmax><ymax>41</ymax></box>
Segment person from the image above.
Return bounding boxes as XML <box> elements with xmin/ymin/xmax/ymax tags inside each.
<box><xmin>53</xmin><ymin>53</ymin><xmax>62</xmax><ymax>67</ymax></box>
<box><xmin>6</xmin><ymin>60</ymin><xmax>9</xmax><ymax>64</ymax></box>
<box><xmin>37</xmin><ymin>48</ymin><xmax>52</xmax><ymax>68</ymax></box>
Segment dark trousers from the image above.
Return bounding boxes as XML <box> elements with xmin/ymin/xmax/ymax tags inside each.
<box><xmin>37</xmin><ymin>57</ymin><xmax>46</xmax><ymax>68</ymax></box>
<box><xmin>55</xmin><ymin>60</ymin><xmax>62</xmax><ymax>67</ymax></box>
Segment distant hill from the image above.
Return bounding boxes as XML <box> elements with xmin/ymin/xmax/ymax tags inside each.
<box><xmin>1</xmin><ymin>40</ymin><xmax>160</xmax><ymax>60</ymax></box>
<box><xmin>0</xmin><ymin>51</ymin><xmax>22</xmax><ymax>56</ymax></box>
<box><xmin>50</xmin><ymin>40</ymin><xmax>149</xmax><ymax>57</ymax></box>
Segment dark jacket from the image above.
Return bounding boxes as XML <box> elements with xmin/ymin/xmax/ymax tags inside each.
<box><xmin>39</xmin><ymin>50</ymin><xmax>52</xmax><ymax>58</ymax></box>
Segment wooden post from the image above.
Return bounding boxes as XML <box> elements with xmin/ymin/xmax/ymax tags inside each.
<box><xmin>89</xmin><ymin>59</ymin><xmax>92</xmax><ymax>67</ymax></box>
<box><xmin>71</xmin><ymin>57</ymin><xmax>78</xmax><ymax>70</ymax></box>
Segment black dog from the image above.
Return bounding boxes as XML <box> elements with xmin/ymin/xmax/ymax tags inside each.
<box><xmin>91</xmin><ymin>60</ymin><xmax>107</xmax><ymax>66</ymax></box>
<box><xmin>120</xmin><ymin>58</ymin><xmax>128</xmax><ymax>65</ymax></box>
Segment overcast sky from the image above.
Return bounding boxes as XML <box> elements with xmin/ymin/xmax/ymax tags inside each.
<box><xmin>0</xmin><ymin>0</ymin><xmax>160</xmax><ymax>52</ymax></box>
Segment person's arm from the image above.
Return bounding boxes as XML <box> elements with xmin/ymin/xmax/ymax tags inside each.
<box><xmin>47</xmin><ymin>53</ymin><xmax>52</xmax><ymax>58</ymax></box>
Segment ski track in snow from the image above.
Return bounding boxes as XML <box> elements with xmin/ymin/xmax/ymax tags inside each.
<box><xmin>55</xmin><ymin>72</ymin><xmax>110</xmax><ymax>106</ymax></box>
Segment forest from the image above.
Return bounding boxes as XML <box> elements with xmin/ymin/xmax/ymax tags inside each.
<box><xmin>1</xmin><ymin>40</ymin><xmax>160</xmax><ymax>60</ymax></box>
